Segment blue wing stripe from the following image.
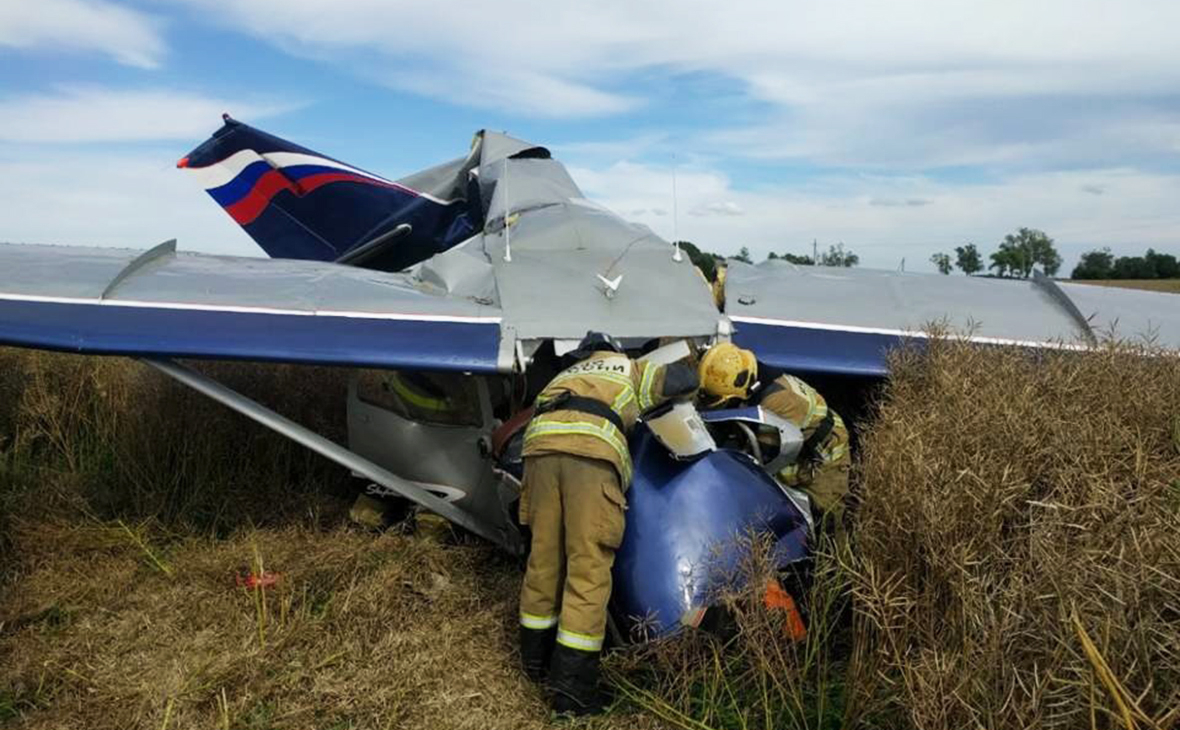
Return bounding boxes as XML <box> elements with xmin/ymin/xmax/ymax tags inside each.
<box><xmin>0</xmin><ymin>299</ymin><xmax>501</xmax><ymax>373</ymax></box>
<box><xmin>733</xmin><ymin>320</ymin><xmax>896</xmax><ymax>377</ymax></box>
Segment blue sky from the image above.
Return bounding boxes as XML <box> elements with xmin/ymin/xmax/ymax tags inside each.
<box><xmin>1</xmin><ymin>0</ymin><xmax>1178</xmax><ymax>272</ymax></box>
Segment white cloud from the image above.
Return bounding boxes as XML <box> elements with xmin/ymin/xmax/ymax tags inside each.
<box><xmin>385</xmin><ymin>68</ymin><xmax>638</xmax><ymax>119</ymax></box>
<box><xmin>0</xmin><ymin>148</ymin><xmax>261</xmax><ymax>256</ymax></box>
<box><xmin>3</xmin><ymin>146</ymin><xmax>1174</xmax><ymax>279</ymax></box>
<box><xmin>167</xmin><ymin>0</ymin><xmax>1180</xmax><ymax>167</ymax></box>
<box><xmin>0</xmin><ymin>0</ymin><xmax>165</xmax><ymax>68</ymax></box>
<box><xmin>870</xmin><ymin>198</ymin><xmax>933</xmax><ymax>207</ymax></box>
<box><xmin>572</xmin><ymin>160</ymin><xmax>1180</xmax><ymax>273</ymax></box>
<box><xmin>0</xmin><ymin>87</ymin><xmax>300</xmax><ymax>143</ymax></box>
<box><xmin>690</xmin><ymin>201</ymin><xmax>744</xmax><ymax>217</ymax></box>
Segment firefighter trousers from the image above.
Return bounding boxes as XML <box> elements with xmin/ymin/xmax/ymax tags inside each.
<box><xmin>796</xmin><ymin>462</ymin><xmax>852</xmax><ymax>546</ymax></box>
<box><xmin>803</xmin><ymin>463</ymin><xmax>850</xmax><ymax>522</ymax></box>
<box><xmin>519</xmin><ymin>453</ymin><xmax>626</xmax><ymax>652</ymax></box>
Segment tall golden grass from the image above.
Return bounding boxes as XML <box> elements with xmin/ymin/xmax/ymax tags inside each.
<box><xmin>849</xmin><ymin>336</ymin><xmax>1180</xmax><ymax>729</ymax></box>
<box><xmin>0</xmin><ymin>351</ymin><xmax>661</xmax><ymax>729</ymax></box>
<box><xmin>2</xmin><ymin>339</ymin><xmax>1178</xmax><ymax>729</ymax></box>
<box><xmin>0</xmin><ymin>349</ymin><xmax>350</xmax><ymax>563</ymax></box>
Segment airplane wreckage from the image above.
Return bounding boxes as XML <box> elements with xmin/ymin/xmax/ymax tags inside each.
<box><xmin>2</xmin><ymin>117</ymin><xmax>1179</xmax><ymax>640</ymax></box>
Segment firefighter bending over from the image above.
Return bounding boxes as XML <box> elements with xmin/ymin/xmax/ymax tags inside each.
<box><xmin>518</xmin><ymin>332</ymin><xmax>698</xmax><ymax>716</ymax></box>
<box><xmin>698</xmin><ymin>343</ymin><xmax>852</xmax><ymax>533</ymax></box>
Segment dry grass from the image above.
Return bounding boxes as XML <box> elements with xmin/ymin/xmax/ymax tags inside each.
<box><xmin>4</xmin><ymin>338</ymin><xmax>1180</xmax><ymax>729</ymax></box>
<box><xmin>0</xmin><ymin>349</ymin><xmax>352</xmax><ymax>572</ymax></box>
<box><xmin>1</xmin><ymin>522</ymin><xmax>663</xmax><ymax>729</ymax></box>
<box><xmin>1069</xmin><ymin>279</ymin><xmax>1180</xmax><ymax>293</ymax></box>
<box><xmin>0</xmin><ymin>350</ymin><xmax>666</xmax><ymax>729</ymax></box>
<box><xmin>849</xmin><ymin>335</ymin><xmax>1180</xmax><ymax>729</ymax></box>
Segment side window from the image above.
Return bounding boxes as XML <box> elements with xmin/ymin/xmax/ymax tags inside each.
<box><xmin>356</xmin><ymin>370</ymin><xmax>483</xmax><ymax>427</ymax></box>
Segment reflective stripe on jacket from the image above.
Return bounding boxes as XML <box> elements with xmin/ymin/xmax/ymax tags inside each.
<box><xmin>523</xmin><ymin>351</ymin><xmax>668</xmax><ymax>487</ymax></box>
<box><xmin>759</xmin><ymin>374</ymin><xmax>850</xmax><ymax>486</ymax></box>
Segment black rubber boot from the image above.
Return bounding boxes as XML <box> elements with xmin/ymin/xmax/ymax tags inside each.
<box><xmin>548</xmin><ymin>644</ymin><xmax>606</xmax><ymax>716</ymax></box>
<box><xmin>519</xmin><ymin>626</ymin><xmax>556</xmax><ymax>684</ymax></box>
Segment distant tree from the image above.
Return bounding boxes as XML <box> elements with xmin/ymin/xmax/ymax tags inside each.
<box><xmin>732</xmin><ymin>246</ymin><xmax>753</xmax><ymax>264</ymax></box>
<box><xmin>989</xmin><ymin>247</ymin><xmax>1015</xmax><ymax>277</ymax></box>
<box><xmin>991</xmin><ymin>228</ymin><xmax>1061</xmax><ymax>278</ymax></box>
<box><xmin>766</xmin><ymin>251</ymin><xmax>815</xmax><ymax>265</ymax></box>
<box><xmin>930</xmin><ymin>252</ymin><xmax>953</xmax><ymax>275</ymax></box>
<box><xmin>1071</xmin><ymin>248</ymin><xmax>1115</xmax><ymax>280</ymax></box>
<box><xmin>1028</xmin><ymin>232</ymin><xmax>1063</xmax><ymax>276</ymax></box>
<box><xmin>676</xmin><ymin>240</ymin><xmax>718</xmax><ymax>282</ymax></box>
<box><xmin>954</xmin><ymin>243</ymin><xmax>984</xmax><ymax>275</ymax></box>
<box><xmin>1146</xmin><ymin>248</ymin><xmax>1180</xmax><ymax>278</ymax></box>
<box><xmin>819</xmin><ymin>243</ymin><xmax>859</xmax><ymax>267</ymax></box>
<box><xmin>1113</xmin><ymin>255</ymin><xmax>1154</xmax><ymax>279</ymax></box>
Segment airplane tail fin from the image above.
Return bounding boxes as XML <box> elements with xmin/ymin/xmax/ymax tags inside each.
<box><xmin>179</xmin><ymin>115</ymin><xmax>479</xmax><ymax>269</ymax></box>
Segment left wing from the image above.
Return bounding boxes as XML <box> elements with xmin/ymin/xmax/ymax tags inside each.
<box><xmin>0</xmin><ymin>240</ymin><xmax>504</xmax><ymax>372</ymax></box>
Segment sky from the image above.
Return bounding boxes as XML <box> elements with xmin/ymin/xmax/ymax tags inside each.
<box><xmin>1</xmin><ymin>0</ymin><xmax>1178</xmax><ymax>273</ymax></box>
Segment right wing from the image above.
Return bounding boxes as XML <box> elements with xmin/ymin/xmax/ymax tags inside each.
<box><xmin>0</xmin><ymin>240</ymin><xmax>504</xmax><ymax>373</ymax></box>
<box><xmin>725</xmin><ymin>261</ymin><xmax>1180</xmax><ymax>377</ymax></box>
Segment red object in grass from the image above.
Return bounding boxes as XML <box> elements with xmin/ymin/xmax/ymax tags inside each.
<box><xmin>763</xmin><ymin>579</ymin><xmax>807</xmax><ymax>641</ymax></box>
<box><xmin>235</xmin><ymin>570</ymin><xmax>281</xmax><ymax>589</ymax></box>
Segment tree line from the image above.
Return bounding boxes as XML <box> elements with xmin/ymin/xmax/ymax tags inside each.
<box><xmin>932</xmin><ymin>230</ymin><xmax>1177</xmax><ymax>280</ymax></box>
<box><xmin>683</xmin><ymin>231</ymin><xmax>1176</xmax><ymax>282</ymax></box>
<box><xmin>1070</xmin><ymin>247</ymin><xmax>1179</xmax><ymax>280</ymax></box>
<box><xmin>676</xmin><ymin>241</ymin><xmax>862</xmax><ymax>281</ymax></box>
<box><xmin>930</xmin><ymin>228</ymin><xmax>1062</xmax><ymax>278</ymax></box>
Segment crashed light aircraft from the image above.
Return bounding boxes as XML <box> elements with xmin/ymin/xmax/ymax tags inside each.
<box><xmin>1</xmin><ymin>117</ymin><xmax>1178</xmax><ymax>640</ymax></box>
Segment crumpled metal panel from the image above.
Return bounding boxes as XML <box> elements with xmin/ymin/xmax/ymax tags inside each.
<box><xmin>611</xmin><ymin>425</ymin><xmax>811</xmax><ymax>638</ymax></box>
<box><xmin>486</xmin><ymin>202</ymin><xmax>721</xmax><ymax>342</ymax></box>
<box><xmin>699</xmin><ymin>406</ymin><xmax>805</xmax><ymax>475</ymax></box>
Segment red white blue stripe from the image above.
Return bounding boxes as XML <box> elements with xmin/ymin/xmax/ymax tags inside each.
<box><xmin>183</xmin><ymin>150</ymin><xmax>456</xmax><ymax>225</ymax></box>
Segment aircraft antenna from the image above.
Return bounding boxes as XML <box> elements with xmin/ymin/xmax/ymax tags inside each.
<box><xmin>502</xmin><ymin>158</ymin><xmax>512</xmax><ymax>263</ymax></box>
<box><xmin>671</xmin><ymin>156</ymin><xmax>682</xmax><ymax>262</ymax></box>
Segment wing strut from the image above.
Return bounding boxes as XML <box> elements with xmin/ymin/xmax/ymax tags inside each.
<box><xmin>141</xmin><ymin>357</ymin><xmax>514</xmax><ymax>552</ymax></box>
<box><xmin>101</xmin><ymin>239</ymin><xmax>177</xmax><ymax>299</ymax></box>
<box><xmin>1033</xmin><ymin>270</ymin><xmax>1097</xmax><ymax>346</ymax></box>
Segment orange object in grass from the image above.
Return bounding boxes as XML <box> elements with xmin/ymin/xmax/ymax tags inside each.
<box><xmin>235</xmin><ymin>570</ymin><xmax>280</xmax><ymax>589</ymax></box>
<box><xmin>763</xmin><ymin>579</ymin><xmax>807</xmax><ymax>641</ymax></box>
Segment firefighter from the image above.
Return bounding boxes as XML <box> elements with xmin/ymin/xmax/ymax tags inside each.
<box><xmin>519</xmin><ymin>332</ymin><xmax>697</xmax><ymax>715</ymax></box>
<box><xmin>697</xmin><ymin>343</ymin><xmax>852</xmax><ymax>532</ymax></box>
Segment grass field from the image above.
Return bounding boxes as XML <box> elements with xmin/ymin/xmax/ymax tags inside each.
<box><xmin>1069</xmin><ymin>278</ymin><xmax>1180</xmax><ymax>293</ymax></box>
<box><xmin>2</xmin><ymin>341</ymin><xmax>1178</xmax><ymax>729</ymax></box>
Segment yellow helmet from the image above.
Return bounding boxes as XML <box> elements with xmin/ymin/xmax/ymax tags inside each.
<box><xmin>698</xmin><ymin>343</ymin><xmax>757</xmax><ymax>407</ymax></box>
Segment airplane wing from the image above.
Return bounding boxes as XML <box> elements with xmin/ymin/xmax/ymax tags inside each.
<box><xmin>726</xmin><ymin>260</ymin><xmax>1180</xmax><ymax>377</ymax></box>
<box><xmin>0</xmin><ymin>240</ymin><xmax>504</xmax><ymax>372</ymax></box>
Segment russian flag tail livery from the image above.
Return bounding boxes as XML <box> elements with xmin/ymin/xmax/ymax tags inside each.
<box><xmin>179</xmin><ymin>116</ymin><xmax>479</xmax><ymax>270</ymax></box>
